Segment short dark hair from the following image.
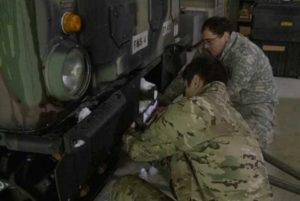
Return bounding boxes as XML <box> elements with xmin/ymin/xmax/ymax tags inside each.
<box><xmin>201</xmin><ymin>16</ymin><xmax>233</xmax><ymax>36</ymax></box>
<box><xmin>182</xmin><ymin>54</ymin><xmax>229</xmax><ymax>86</ymax></box>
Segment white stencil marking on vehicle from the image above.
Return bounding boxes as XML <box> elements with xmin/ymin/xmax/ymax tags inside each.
<box><xmin>132</xmin><ymin>30</ymin><xmax>148</xmax><ymax>54</ymax></box>
<box><xmin>162</xmin><ymin>20</ymin><xmax>172</xmax><ymax>36</ymax></box>
<box><xmin>173</xmin><ymin>23</ymin><xmax>179</xmax><ymax>37</ymax></box>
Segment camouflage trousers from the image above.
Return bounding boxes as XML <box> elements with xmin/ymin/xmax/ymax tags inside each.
<box><xmin>111</xmin><ymin>175</ymin><xmax>173</xmax><ymax>201</ymax></box>
<box><xmin>109</xmin><ymin>175</ymin><xmax>273</xmax><ymax>201</ymax></box>
<box><xmin>236</xmin><ymin>102</ymin><xmax>276</xmax><ymax>149</ymax></box>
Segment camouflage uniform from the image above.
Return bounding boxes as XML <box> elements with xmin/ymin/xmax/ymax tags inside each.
<box><xmin>219</xmin><ymin>32</ymin><xmax>277</xmax><ymax>148</ymax></box>
<box><xmin>112</xmin><ymin>81</ymin><xmax>273</xmax><ymax>201</ymax></box>
<box><xmin>161</xmin><ymin>32</ymin><xmax>278</xmax><ymax>148</ymax></box>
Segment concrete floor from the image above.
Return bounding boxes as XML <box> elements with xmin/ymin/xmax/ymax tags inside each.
<box><xmin>95</xmin><ymin>77</ymin><xmax>300</xmax><ymax>201</ymax></box>
<box><xmin>265</xmin><ymin>77</ymin><xmax>300</xmax><ymax>200</ymax></box>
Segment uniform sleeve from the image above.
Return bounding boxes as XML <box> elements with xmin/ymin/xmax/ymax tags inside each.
<box><xmin>159</xmin><ymin>74</ymin><xmax>185</xmax><ymax>106</ymax></box>
<box><xmin>226</xmin><ymin>54</ymin><xmax>256</xmax><ymax>98</ymax></box>
<box><xmin>125</xmin><ymin>99</ymin><xmax>211</xmax><ymax>162</ymax></box>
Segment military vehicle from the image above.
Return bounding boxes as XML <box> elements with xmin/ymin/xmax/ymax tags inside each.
<box><xmin>0</xmin><ymin>0</ymin><xmax>193</xmax><ymax>200</ymax></box>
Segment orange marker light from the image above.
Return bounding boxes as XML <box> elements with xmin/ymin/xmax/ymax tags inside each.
<box><xmin>61</xmin><ymin>12</ymin><xmax>82</xmax><ymax>34</ymax></box>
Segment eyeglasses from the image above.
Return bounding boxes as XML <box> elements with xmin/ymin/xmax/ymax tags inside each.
<box><xmin>201</xmin><ymin>36</ymin><xmax>218</xmax><ymax>46</ymax></box>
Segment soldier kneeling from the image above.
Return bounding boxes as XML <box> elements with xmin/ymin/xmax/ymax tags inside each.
<box><xmin>111</xmin><ymin>54</ymin><xmax>273</xmax><ymax>201</ymax></box>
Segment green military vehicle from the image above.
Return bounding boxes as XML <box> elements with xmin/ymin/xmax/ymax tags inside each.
<box><xmin>0</xmin><ymin>0</ymin><xmax>191</xmax><ymax>200</ymax></box>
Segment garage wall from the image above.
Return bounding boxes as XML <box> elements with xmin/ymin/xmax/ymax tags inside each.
<box><xmin>181</xmin><ymin>0</ymin><xmax>240</xmax><ymax>30</ymax></box>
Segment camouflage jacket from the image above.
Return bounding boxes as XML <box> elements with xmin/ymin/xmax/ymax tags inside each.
<box><xmin>219</xmin><ymin>32</ymin><xmax>278</xmax><ymax>106</ymax></box>
<box><xmin>124</xmin><ymin>81</ymin><xmax>273</xmax><ymax>201</ymax></box>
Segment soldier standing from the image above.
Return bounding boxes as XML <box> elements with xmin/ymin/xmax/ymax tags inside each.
<box><xmin>111</xmin><ymin>55</ymin><xmax>273</xmax><ymax>201</ymax></box>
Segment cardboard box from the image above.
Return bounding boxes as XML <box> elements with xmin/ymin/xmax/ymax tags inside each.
<box><xmin>239</xmin><ymin>26</ymin><xmax>251</xmax><ymax>37</ymax></box>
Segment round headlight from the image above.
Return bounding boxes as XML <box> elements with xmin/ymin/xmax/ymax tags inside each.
<box><xmin>45</xmin><ymin>41</ymin><xmax>91</xmax><ymax>101</ymax></box>
<box><xmin>62</xmin><ymin>48</ymin><xmax>86</xmax><ymax>95</ymax></box>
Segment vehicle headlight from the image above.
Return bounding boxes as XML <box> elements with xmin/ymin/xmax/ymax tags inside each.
<box><xmin>45</xmin><ymin>41</ymin><xmax>91</xmax><ymax>101</ymax></box>
<box><xmin>62</xmin><ymin>48</ymin><xmax>86</xmax><ymax>95</ymax></box>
